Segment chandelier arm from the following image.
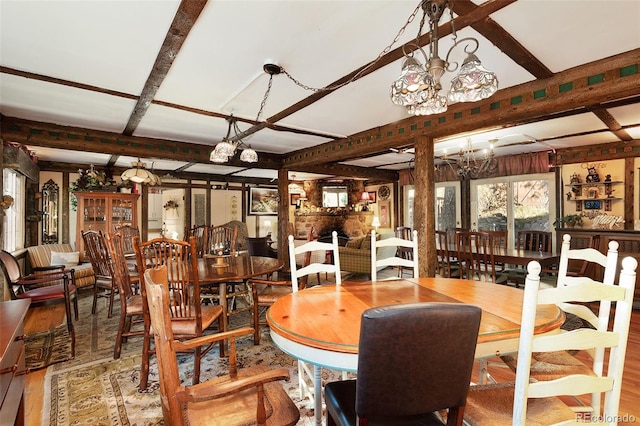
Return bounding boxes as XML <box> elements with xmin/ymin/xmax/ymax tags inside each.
<box><xmin>444</xmin><ymin>37</ymin><xmax>480</xmax><ymax>73</ymax></box>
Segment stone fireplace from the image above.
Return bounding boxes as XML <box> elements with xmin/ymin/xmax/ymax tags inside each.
<box><xmin>294</xmin><ymin>211</ymin><xmax>373</xmax><ymax>240</ymax></box>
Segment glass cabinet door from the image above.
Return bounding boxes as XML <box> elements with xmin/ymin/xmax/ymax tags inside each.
<box><xmin>82</xmin><ymin>197</ymin><xmax>108</xmax><ymax>234</ymax></box>
<box><xmin>111</xmin><ymin>197</ymin><xmax>134</xmax><ymax>228</ymax></box>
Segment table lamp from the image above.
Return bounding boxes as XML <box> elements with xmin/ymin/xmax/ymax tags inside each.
<box><xmin>372</xmin><ymin>216</ymin><xmax>381</xmax><ymax>231</ymax></box>
<box><xmin>360</xmin><ymin>191</ymin><xmax>371</xmax><ymax>211</ymax></box>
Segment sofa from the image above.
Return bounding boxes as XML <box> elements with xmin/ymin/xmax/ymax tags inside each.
<box><xmin>26</xmin><ymin>243</ymin><xmax>95</xmax><ymax>289</ymax></box>
<box><xmin>338</xmin><ymin>232</ymin><xmax>396</xmax><ymax>276</ymax></box>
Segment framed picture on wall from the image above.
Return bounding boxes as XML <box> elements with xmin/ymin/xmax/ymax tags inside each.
<box><xmin>379</xmin><ymin>200</ymin><xmax>390</xmax><ymax>228</ymax></box>
<box><xmin>291</xmin><ymin>193</ymin><xmax>301</xmax><ymax>206</ymax></box>
<box><xmin>367</xmin><ymin>191</ymin><xmax>377</xmax><ymax>203</ymax></box>
<box><xmin>248</xmin><ymin>187</ymin><xmax>279</xmax><ymax>215</ymax></box>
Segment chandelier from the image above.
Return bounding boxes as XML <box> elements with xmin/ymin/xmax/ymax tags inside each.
<box><xmin>443</xmin><ymin>138</ymin><xmax>497</xmax><ymax>180</ymax></box>
<box><xmin>121</xmin><ymin>159</ymin><xmax>162</xmax><ymax>185</ymax></box>
<box><xmin>390</xmin><ymin>0</ymin><xmax>498</xmax><ymax>115</ymax></box>
<box><xmin>210</xmin><ymin>64</ymin><xmax>280</xmax><ymax>163</ymax></box>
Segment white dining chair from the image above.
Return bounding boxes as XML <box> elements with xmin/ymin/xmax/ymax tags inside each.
<box><xmin>464</xmin><ymin>257</ymin><xmax>636</xmax><ymax>425</ymax></box>
<box><xmin>287</xmin><ymin>231</ymin><xmax>342</xmax><ymax>408</ymax></box>
<box><xmin>370</xmin><ymin>229</ymin><xmax>418</xmax><ymax>282</ymax></box>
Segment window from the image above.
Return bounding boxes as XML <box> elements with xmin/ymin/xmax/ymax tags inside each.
<box><xmin>3</xmin><ymin>169</ymin><xmax>25</xmax><ymax>252</ymax></box>
<box><xmin>435</xmin><ymin>182</ymin><xmax>461</xmax><ymax>231</ymax></box>
<box><xmin>471</xmin><ymin>173</ymin><xmax>555</xmax><ymax>250</ymax></box>
<box><xmin>322</xmin><ymin>186</ymin><xmax>348</xmax><ymax>208</ymax></box>
<box><xmin>403</xmin><ymin>182</ymin><xmax>461</xmax><ymax>231</ymax></box>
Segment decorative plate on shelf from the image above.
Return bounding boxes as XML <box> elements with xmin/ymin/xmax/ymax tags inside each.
<box><xmin>378</xmin><ymin>185</ymin><xmax>390</xmax><ymax>200</ymax></box>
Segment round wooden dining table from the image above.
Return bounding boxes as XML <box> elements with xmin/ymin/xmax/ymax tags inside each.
<box><xmin>195</xmin><ymin>253</ymin><xmax>283</xmax><ymax>332</ymax></box>
<box><xmin>267</xmin><ymin>277</ymin><xmax>564</xmax><ymax>425</ymax></box>
<box><xmin>195</xmin><ymin>252</ymin><xmax>283</xmax><ymax>284</ymax></box>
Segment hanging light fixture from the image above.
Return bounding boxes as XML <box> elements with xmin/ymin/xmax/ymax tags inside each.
<box><xmin>121</xmin><ymin>159</ymin><xmax>162</xmax><ymax>186</ymax></box>
<box><xmin>390</xmin><ymin>0</ymin><xmax>498</xmax><ymax>115</ymax></box>
<box><xmin>210</xmin><ymin>64</ymin><xmax>280</xmax><ymax>164</ymax></box>
<box><xmin>442</xmin><ymin>138</ymin><xmax>497</xmax><ymax>180</ymax></box>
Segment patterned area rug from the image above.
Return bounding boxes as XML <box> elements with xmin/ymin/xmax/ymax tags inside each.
<box><xmin>25</xmin><ymin>324</ymin><xmax>73</xmax><ymax>370</ymax></box>
<box><xmin>42</xmin><ymin>292</ymin><xmax>344</xmax><ymax>425</ymax></box>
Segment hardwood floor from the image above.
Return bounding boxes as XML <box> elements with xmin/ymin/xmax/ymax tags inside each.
<box><xmin>23</xmin><ymin>284</ymin><xmax>640</xmax><ymax>425</ymax></box>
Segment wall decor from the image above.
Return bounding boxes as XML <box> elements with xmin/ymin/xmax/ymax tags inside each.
<box><xmin>248</xmin><ymin>187</ymin><xmax>278</xmax><ymax>215</ymax></box>
<box><xmin>379</xmin><ymin>200</ymin><xmax>391</xmax><ymax>228</ymax></box>
<box><xmin>367</xmin><ymin>191</ymin><xmax>377</xmax><ymax>203</ymax></box>
<box><xmin>378</xmin><ymin>185</ymin><xmax>390</xmax><ymax>200</ymax></box>
<box><xmin>291</xmin><ymin>193</ymin><xmax>301</xmax><ymax>206</ymax></box>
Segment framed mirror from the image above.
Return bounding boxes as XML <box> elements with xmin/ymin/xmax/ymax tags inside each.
<box><xmin>42</xmin><ymin>179</ymin><xmax>59</xmax><ymax>244</ymax></box>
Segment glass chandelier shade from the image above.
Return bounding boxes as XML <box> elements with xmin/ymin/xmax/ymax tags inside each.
<box><xmin>390</xmin><ymin>0</ymin><xmax>498</xmax><ymax>116</ymax></box>
<box><xmin>121</xmin><ymin>160</ymin><xmax>161</xmax><ymax>185</ymax></box>
<box><xmin>448</xmin><ymin>53</ymin><xmax>498</xmax><ymax>103</ymax></box>
<box><xmin>239</xmin><ymin>147</ymin><xmax>258</xmax><ymax>163</ymax></box>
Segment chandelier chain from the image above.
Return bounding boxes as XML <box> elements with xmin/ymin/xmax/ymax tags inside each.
<box><xmin>281</xmin><ymin>2</ymin><xmax>423</xmax><ymax>93</ymax></box>
<box><xmin>255</xmin><ymin>73</ymin><xmax>274</xmax><ymax>122</ymax></box>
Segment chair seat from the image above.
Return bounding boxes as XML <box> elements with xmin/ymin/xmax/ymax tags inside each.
<box><xmin>463</xmin><ymin>382</ymin><xmax>576</xmax><ymax>426</ymax></box>
<box><xmin>500</xmin><ymin>350</ymin><xmax>594</xmax><ymax>381</ymax></box>
<box><xmin>325</xmin><ymin>379</ymin><xmax>446</xmax><ymax>426</ymax></box>
<box><xmin>124</xmin><ymin>294</ymin><xmax>144</xmax><ymax>315</ymax></box>
<box><xmin>183</xmin><ymin>365</ymin><xmax>299</xmax><ymax>426</ymax></box>
<box><xmin>163</xmin><ymin>304</ymin><xmax>223</xmax><ymax>336</ymax></box>
<box><xmin>17</xmin><ymin>283</ymin><xmax>77</xmax><ymax>302</ymax></box>
<box><xmin>256</xmin><ymin>285</ymin><xmax>293</xmax><ymax>304</ymax></box>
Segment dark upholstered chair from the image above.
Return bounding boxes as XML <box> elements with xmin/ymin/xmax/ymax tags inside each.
<box><xmin>324</xmin><ymin>302</ymin><xmax>482</xmax><ymax>426</ymax></box>
<box><xmin>247</xmin><ymin>236</ymin><xmax>277</xmax><ymax>258</ymax></box>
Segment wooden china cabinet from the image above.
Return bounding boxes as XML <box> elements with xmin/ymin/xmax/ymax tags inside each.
<box><xmin>74</xmin><ymin>191</ymin><xmax>139</xmax><ymax>259</ymax></box>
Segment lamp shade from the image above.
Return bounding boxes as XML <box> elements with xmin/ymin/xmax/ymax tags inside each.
<box><xmin>360</xmin><ymin>191</ymin><xmax>371</xmax><ymax>202</ymax></box>
<box><xmin>372</xmin><ymin>216</ymin><xmax>381</xmax><ymax>228</ymax></box>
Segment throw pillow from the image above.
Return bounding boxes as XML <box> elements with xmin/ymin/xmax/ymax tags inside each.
<box><xmin>50</xmin><ymin>251</ymin><xmax>80</xmax><ymax>269</ymax></box>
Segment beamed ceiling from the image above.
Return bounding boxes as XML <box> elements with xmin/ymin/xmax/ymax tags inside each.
<box><xmin>1</xmin><ymin>0</ymin><xmax>639</xmax><ymax>183</ymax></box>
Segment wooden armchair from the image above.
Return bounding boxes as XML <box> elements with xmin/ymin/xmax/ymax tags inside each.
<box><xmin>134</xmin><ymin>236</ymin><xmax>225</xmax><ymax>391</ymax></box>
<box><xmin>144</xmin><ymin>265</ymin><xmax>299</xmax><ymax>426</ymax></box>
<box><xmin>0</xmin><ymin>250</ymin><xmax>77</xmax><ymax>357</ymax></box>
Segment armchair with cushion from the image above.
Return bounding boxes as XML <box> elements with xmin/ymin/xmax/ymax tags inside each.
<box><xmin>338</xmin><ymin>232</ymin><xmax>395</xmax><ymax>276</ymax></box>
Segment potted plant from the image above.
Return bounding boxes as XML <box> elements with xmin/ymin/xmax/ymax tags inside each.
<box><xmin>554</xmin><ymin>214</ymin><xmax>584</xmax><ymax>228</ymax></box>
<box><xmin>118</xmin><ymin>180</ymin><xmax>134</xmax><ymax>193</ymax></box>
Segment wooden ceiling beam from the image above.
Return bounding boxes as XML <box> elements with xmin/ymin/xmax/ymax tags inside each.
<box><xmin>0</xmin><ymin>116</ymin><xmax>284</xmax><ymax>169</ymax></box>
<box><xmin>36</xmin><ymin>160</ymin><xmax>277</xmax><ymax>186</ymax></box>
<box><xmin>291</xmin><ymin>163</ymin><xmax>399</xmax><ymax>182</ymax></box>
<box><xmin>283</xmin><ymin>48</ymin><xmax>640</xmax><ymax>168</ymax></box>
<box><xmin>590</xmin><ymin>108</ymin><xmax>633</xmax><ymax>141</ymax></box>
<box><xmin>122</xmin><ymin>0</ymin><xmax>207</xmax><ymax>136</ymax></box>
<box><xmin>449</xmin><ymin>0</ymin><xmax>553</xmax><ymax>79</ymax></box>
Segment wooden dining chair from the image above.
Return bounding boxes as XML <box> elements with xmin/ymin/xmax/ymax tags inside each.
<box><xmin>206</xmin><ymin>225</ymin><xmax>238</xmax><ymax>255</ymax></box>
<box><xmin>394</xmin><ymin>226</ymin><xmax>414</xmax><ymax>277</ymax></box>
<box><xmin>184</xmin><ymin>224</ymin><xmax>208</xmax><ymax>258</ymax></box>
<box><xmin>288</xmin><ymin>231</ymin><xmax>342</xmax><ymax>405</ymax></box>
<box><xmin>143</xmin><ymin>265</ymin><xmax>300</xmax><ymax>426</ymax></box>
<box><xmin>134</xmin><ymin>236</ymin><xmax>225</xmax><ymax>391</ymax></box>
<box><xmin>455</xmin><ymin>231</ymin><xmax>496</xmax><ymax>282</ymax></box>
<box><xmin>463</xmin><ymin>258</ymin><xmax>636</xmax><ymax>425</ymax></box>
<box><xmin>501</xmin><ymin>230</ymin><xmax>553</xmax><ymax>286</ymax></box>
<box><xmin>371</xmin><ymin>229</ymin><xmax>418</xmax><ymax>281</ymax></box>
<box><xmin>82</xmin><ymin>229</ymin><xmax>117</xmax><ymax>318</ymax></box>
<box><xmin>106</xmin><ymin>232</ymin><xmax>144</xmax><ymax>360</ymax></box>
<box><xmin>324</xmin><ymin>302</ymin><xmax>482</xmax><ymax>426</ymax></box>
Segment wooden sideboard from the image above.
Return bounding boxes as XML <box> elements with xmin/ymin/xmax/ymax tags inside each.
<box><xmin>556</xmin><ymin>228</ymin><xmax>640</xmax><ymax>307</ymax></box>
<box><xmin>0</xmin><ymin>299</ymin><xmax>30</xmax><ymax>426</ymax></box>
